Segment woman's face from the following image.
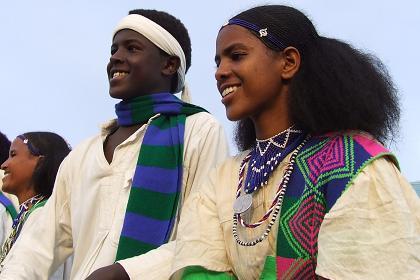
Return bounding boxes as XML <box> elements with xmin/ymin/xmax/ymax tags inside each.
<box><xmin>1</xmin><ymin>138</ymin><xmax>39</xmax><ymax>196</ymax></box>
<box><xmin>215</xmin><ymin>25</ymin><xmax>288</xmax><ymax>124</ymax></box>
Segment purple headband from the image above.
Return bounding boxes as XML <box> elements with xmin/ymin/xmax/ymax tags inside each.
<box><xmin>17</xmin><ymin>135</ymin><xmax>41</xmax><ymax>156</ymax></box>
<box><xmin>225</xmin><ymin>18</ymin><xmax>286</xmax><ymax>50</ymax></box>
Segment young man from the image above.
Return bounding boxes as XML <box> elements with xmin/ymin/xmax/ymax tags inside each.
<box><xmin>0</xmin><ymin>9</ymin><xmax>229</xmax><ymax>280</ymax></box>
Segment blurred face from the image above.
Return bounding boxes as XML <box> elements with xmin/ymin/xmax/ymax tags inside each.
<box><xmin>215</xmin><ymin>25</ymin><xmax>287</xmax><ymax>123</ymax></box>
<box><xmin>106</xmin><ymin>29</ymin><xmax>168</xmax><ymax>100</ymax></box>
<box><xmin>1</xmin><ymin>138</ymin><xmax>39</xmax><ymax>196</ymax></box>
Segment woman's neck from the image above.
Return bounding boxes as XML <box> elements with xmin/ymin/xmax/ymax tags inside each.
<box><xmin>17</xmin><ymin>189</ymin><xmax>38</xmax><ymax>206</ymax></box>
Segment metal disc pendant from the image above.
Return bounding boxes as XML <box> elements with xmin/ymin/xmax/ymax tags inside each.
<box><xmin>233</xmin><ymin>193</ymin><xmax>253</xmax><ymax>214</ymax></box>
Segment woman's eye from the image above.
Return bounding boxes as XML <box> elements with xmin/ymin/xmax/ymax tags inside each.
<box><xmin>110</xmin><ymin>47</ymin><xmax>117</xmax><ymax>55</ymax></box>
<box><xmin>231</xmin><ymin>52</ymin><xmax>245</xmax><ymax>60</ymax></box>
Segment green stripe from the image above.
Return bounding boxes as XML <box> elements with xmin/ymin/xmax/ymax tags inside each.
<box><xmin>138</xmin><ymin>145</ymin><xmax>182</xmax><ymax>168</ymax></box>
<box><xmin>151</xmin><ymin>116</ymin><xmax>185</xmax><ymax>129</ymax></box>
<box><xmin>5</xmin><ymin>205</ymin><xmax>17</xmax><ymax>219</ymax></box>
<box><xmin>116</xmin><ymin>236</ymin><xmax>157</xmax><ymax>260</ymax></box>
<box><xmin>126</xmin><ymin>188</ymin><xmax>179</xmax><ymax>220</ymax></box>
<box><xmin>182</xmin><ymin>266</ymin><xmax>236</xmax><ymax>279</ymax></box>
<box><xmin>260</xmin><ymin>256</ymin><xmax>277</xmax><ymax>279</ymax></box>
<box><xmin>130</xmin><ymin>97</ymin><xmax>154</xmax><ymax>122</ymax></box>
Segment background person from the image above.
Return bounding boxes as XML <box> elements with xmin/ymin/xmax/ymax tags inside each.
<box><xmin>0</xmin><ymin>131</ymin><xmax>71</xmax><ymax>280</ymax></box>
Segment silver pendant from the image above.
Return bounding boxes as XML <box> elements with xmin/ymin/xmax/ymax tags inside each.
<box><xmin>233</xmin><ymin>193</ymin><xmax>253</xmax><ymax>214</ymax></box>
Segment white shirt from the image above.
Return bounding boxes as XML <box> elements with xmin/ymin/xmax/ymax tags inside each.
<box><xmin>0</xmin><ymin>171</ymin><xmax>17</xmax><ymax>246</ymax></box>
<box><xmin>0</xmin><ymin>112</ymin><xmax>229</xmax><ymax>279</ymax></box>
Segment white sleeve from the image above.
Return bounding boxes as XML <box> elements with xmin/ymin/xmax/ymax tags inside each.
<box><xmin>316</xmin><ymin>157</ymin><xmax>420</xmax><ymax>280</ymax></box>
<box><xmin>118</xmin><ymin>113</ymin><xmax>230</xmax><ymax>279</ymax></box>
<box><xmin>0</xmin><ymin>158</ymin><xmax>73</xmax><ymax>280</ymax></box>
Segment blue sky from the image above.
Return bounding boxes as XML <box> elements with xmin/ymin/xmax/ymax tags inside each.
<box><xmin>0</xmin><ymin>1</ymin><xmax>419</xmax><ymax>181</ymax></box>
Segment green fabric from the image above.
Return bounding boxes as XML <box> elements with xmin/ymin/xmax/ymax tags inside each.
<box><xmin>260</xmin><ymin>256</ymin><xmax>277</xmax><ymax>279</ymax></box>
<box><xmin>182</xmin><ymin>266</ymin><xmax>236</xmax><ymax>279</ymax></box>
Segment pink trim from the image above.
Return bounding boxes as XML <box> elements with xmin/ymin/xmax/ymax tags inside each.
<box><xmin>353</xmin><ymin>134</ymin><xmax>388</xmax><ymax>156</ymax></box>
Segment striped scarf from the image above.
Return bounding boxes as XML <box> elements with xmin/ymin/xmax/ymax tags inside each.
<box><xmin>115</xmin><ymin>93</ymin><xmax>205</xmax><ymax>261</ymax></box>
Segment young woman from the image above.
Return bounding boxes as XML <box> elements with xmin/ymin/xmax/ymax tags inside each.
<box><xmin>172</xmin><ymin>5</ymin><xmax>420</xmax><ymax>280</ymax></box>
<box><xmin>0</xmin><ymin>132</ymin><xmax>71</xmax><ymax>279</ymax></box>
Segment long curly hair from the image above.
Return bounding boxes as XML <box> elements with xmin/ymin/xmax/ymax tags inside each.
<box><xmin>229</xmin><ymin>5</ymin><xmax>400</xmax><ymax>151</ymax></box>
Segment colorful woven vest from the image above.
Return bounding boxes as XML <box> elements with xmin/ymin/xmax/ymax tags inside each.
<box><xmin>115</xmin><ymin>93</ymin><xmax>206</xmax><ymax>261</ymax></box>
<box><xmin>261</xmin><ymin>132</ymin><xmax>397</xmax><ymax>279</ymax></box>
<box><xmin>0</xmin><ymin>192</ymin><xmax>17</xmax><ymax>220</ymax></box>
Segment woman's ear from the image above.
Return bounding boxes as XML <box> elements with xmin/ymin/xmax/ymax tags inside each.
<box><xmin>280</xmin><ymin>47</ymin><xmax>301</xmax><ymax>80</ymax></box>
<box><xmin>161</xmin><ymin>55</ymin><xmax>180</xmax><ymax>76</ymax></box>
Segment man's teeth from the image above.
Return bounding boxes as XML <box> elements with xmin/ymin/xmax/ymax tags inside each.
<box><xmin>222</xmin><ymin>86</ymin><xmax>237</xmax><ymax>97</ymax></box>
<box><xmin>112</xmin><ymin>72</ymin><xmax>128</xmax><ymax>78</ymax></box>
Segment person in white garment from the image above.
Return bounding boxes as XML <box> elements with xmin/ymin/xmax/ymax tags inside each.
<box><xmin>0</xmin><ymin>8</ymin><xmax>229</xmax><ymax>280</ymax></box>
<box><xmin>0</xmin><ymin>132</ymin><xmax>71</xmax><ymax>280</ymax></box>
<box><xmin>171</xmin><ymin>4</ymin><xmax>420</xmax><ymax>280</ymax></box>
<box><xmin>0</xmin><ymin>132</ymin><xmax>18</xmax><ymax>246</ymax></box>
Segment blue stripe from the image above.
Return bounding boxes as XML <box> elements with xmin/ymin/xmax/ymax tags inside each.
<box><xmin>121</xmin><ymin>212</ymin><xmax>174</xmax><ymax>246</ymax></box>
<box><xmin>0</xmin><ymin>194</ymin><xmax>13</xmax><ymax>208</ymax></box>
<box><xmin>142</xmin><ymin>124</ymin><xmax>184</xmax><ymax>146</ymax></box>
<box><xmin>132</xmin><ymin>166</ymin><xmax>180</xmax><ymax>194</ymax></box>
<box><xmin>116</xmin><ymin>108</ymin><xmax>133</xmax><ymax>126</ymax></box>
<box><xmin>151</xmin><ymin>94</ymin><xmax>183</xmax><ymax>114</ymax></box>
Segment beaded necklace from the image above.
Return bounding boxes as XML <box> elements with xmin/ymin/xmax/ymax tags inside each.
<box><xmin>232</xmin><ymin>135</ymin><xmax>309</xmax><ymax>247</ymax></box>
<box><xmin>0</xmin><ymin>194</ymin><xmax>45</xmax><ymax>264</ymax></box>
<box><xmin>233</xmin><ymin>126</ymin><xmax>304</xmax><ymax>214</ymax></box>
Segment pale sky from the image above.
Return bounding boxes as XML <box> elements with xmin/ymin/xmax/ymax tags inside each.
<box><xmin>0</xmin><ymin>1</ymin><xmax>419</xmax><ymax>181</ymax></box>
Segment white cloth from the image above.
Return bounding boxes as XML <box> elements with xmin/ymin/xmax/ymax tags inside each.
<box><xmin>0</xmin><ymin>205</ymin><xmax>12</xmax><ymax>247</ymax></box>
<box><xmin>0</xmin><ymin>207</ymin><xmax>71</xmax><ymax>280</ymax></box>
<box><xmin>0</xmin><ymin>171</ymin><xmax>16</xmax><ymax>246</ymax></box>
<box><xmin>172</xmin><ymin>153</ymin><xmax>420</xmax><ymax>280</ymax></box>
<box><xmin>113</xmin><ymin>14</ymin><xmax>186</xmax><ymax>93</ymax></box>
<box><xmin>0</xmin><ymin>112</ymin><xmax>229</xmax><ymax>280</ymax></box>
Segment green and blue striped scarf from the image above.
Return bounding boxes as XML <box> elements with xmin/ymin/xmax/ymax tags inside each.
<box><xmin>115</xmin><ymin>92</ymin><xmax>205</xmax><ymax>261</ymax></box>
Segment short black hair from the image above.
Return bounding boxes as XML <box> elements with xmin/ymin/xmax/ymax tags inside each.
<box><xmin>0</xmin><ymin>132</ymin><xmax>11</xmax><ymax>165</ymax></box>
<box><xmin>23</xmin><ymin>132</ymin><xmax>71</xmax><ymax>198</ymax></box>
<box><xmin>128</xmin><ymin>9</ymin><xmax>192</xmax><ymax>92</ymax></box>
<box><xmin>230</xmin><ymin>5</ymin><xmax>400</xmax><ymax>151</ymax></box>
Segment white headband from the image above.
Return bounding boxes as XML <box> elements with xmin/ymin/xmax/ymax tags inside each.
<box><xmin>113</xmin><ymin>14</ymin><xmax>186</xmax><ymax>93</ymax></box>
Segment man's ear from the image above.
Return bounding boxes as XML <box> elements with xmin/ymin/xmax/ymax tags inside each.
<box><xmin>162</xmin><ymin>55</ymin><xmax>180</xmax><ymax>76</ymax></box>
<box><xmin>280</xmin><ymin>47</ymin><xmax>301</xmax><ymax>80</ymax></box>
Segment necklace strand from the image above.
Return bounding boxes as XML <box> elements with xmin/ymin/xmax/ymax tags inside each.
<box><xmin>245</xmin><ymin>125</ymin><xmax>303</xmax><ymax>194</ymax></box>
<box><xmin>233</xmin><ymin>136</ymin><xmax>309</xmax><ymax>247</ymax></box>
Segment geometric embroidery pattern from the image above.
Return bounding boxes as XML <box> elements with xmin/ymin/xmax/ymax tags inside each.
<box><xmin>274</xmin><ymin>133</ymin><xmax>391</xmax><ymax>280</ymax></box>
<box><xmin>296</xmin><ymin>136</ymin><xmax>355</xmax><ymax>189</ymax></box>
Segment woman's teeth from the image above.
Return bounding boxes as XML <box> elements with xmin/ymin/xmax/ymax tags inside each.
<box><xmin>222</xmin><ymin>86</ymin><xmax>237</xmax><ymax>97</ymax></box>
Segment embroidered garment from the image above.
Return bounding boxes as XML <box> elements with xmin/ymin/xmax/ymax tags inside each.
<box><xmin>262</xmin><ymin>133</ymin><xmax>396</xmax><ymax>279</ymax></box>
<box><xmin>115</xmin><ymin>93</ymin><xmax>206</xmax><ymax>261</ymax></box>
<box><xmin>0</xmin><ymin>195</ymin><xmax>45</xmax><ymax>264</ymax></box>
<box><xmin>172</xmin><ymin>132</ymin><xmax>420</xmax><ymax>280</ymax></box>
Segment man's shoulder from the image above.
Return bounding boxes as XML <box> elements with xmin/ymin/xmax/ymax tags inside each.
<box><xmin>185</xmin><ymin>111</ymin><xmax>222</xmax><ymax>131</ymax></box>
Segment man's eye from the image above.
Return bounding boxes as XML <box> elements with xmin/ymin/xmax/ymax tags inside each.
<box><xmin>128</xmin><ymin>45</ymin><xmax>140</xmax><ymax>52</ymax></box>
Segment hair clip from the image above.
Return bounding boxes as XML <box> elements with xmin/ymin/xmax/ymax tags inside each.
<box><xmin>17</xmin><ymin>135</ymin><xmax>41</xmax><ymax>156</ymax></box>
<box><xmin>259</xmin><ymin>28</ymin><xmax>268</xmax><ymax>37</ymax></box>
